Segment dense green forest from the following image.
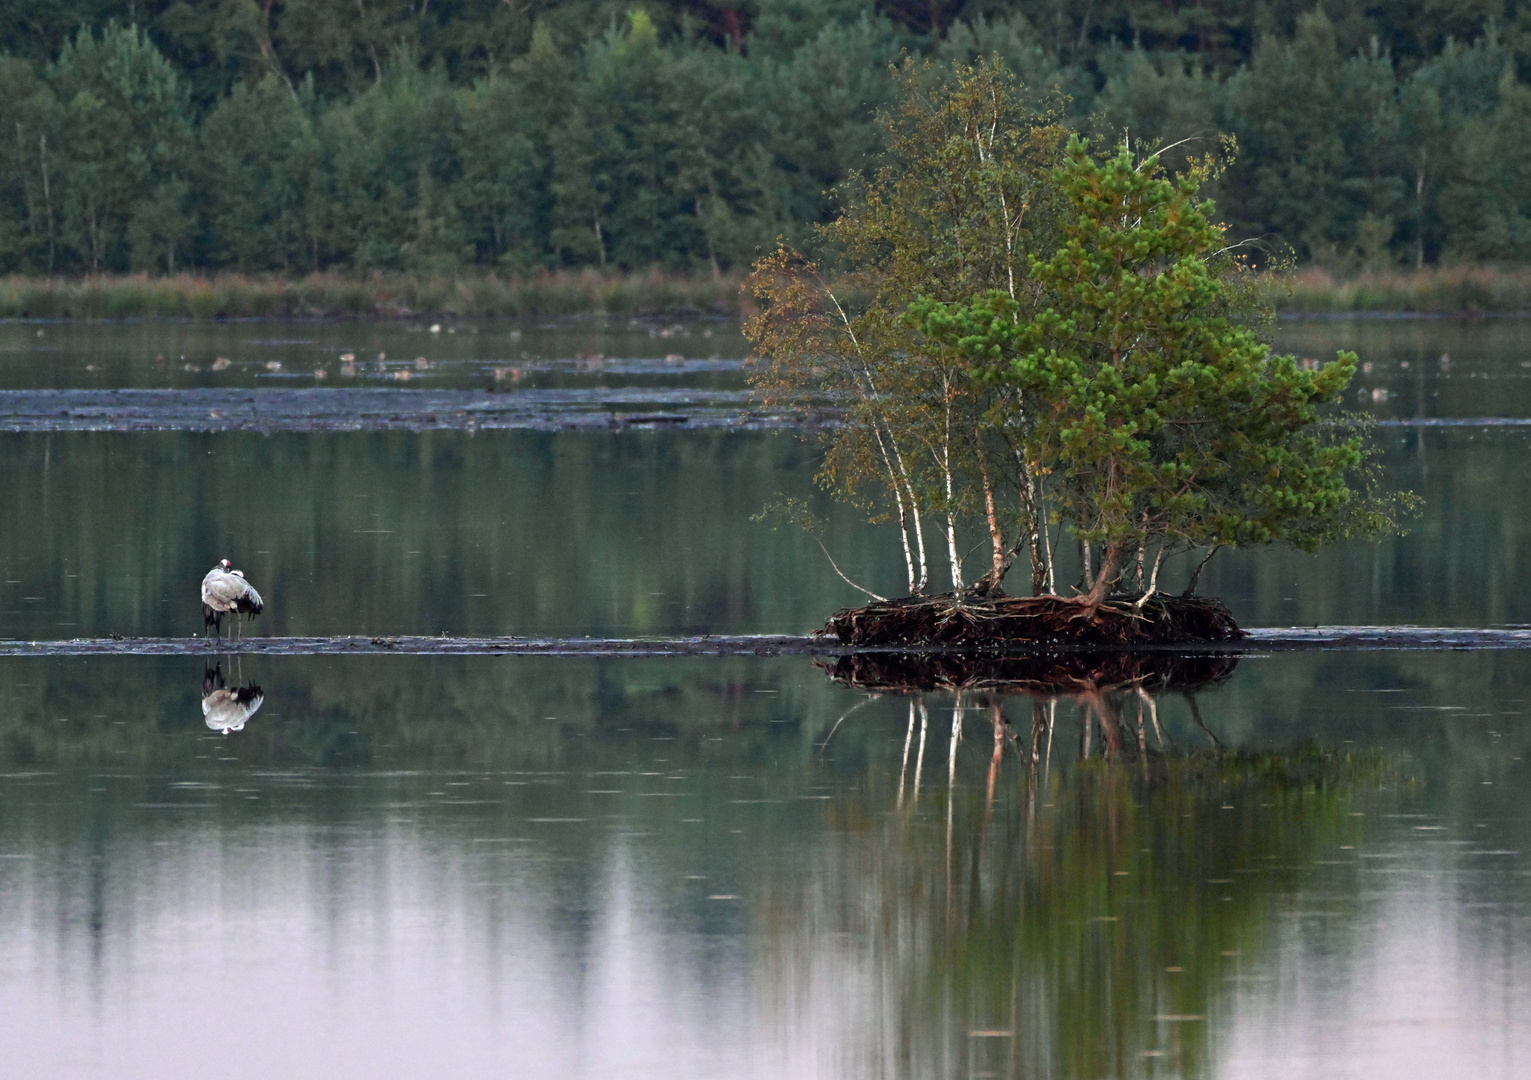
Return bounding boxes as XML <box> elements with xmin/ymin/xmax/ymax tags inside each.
<box><xmin>0</xmin><ymin>1</ymin><xmax>1528</xmax><ymax>277</ymax></box>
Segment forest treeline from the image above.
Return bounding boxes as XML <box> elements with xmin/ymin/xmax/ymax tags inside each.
<box><xmin>1</xmin><ymin>1</ymin><xmax>1530</xmax><ymax>278</ymax></box>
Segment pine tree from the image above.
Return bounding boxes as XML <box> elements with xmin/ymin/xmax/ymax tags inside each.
<box><xmin>916</xmin><ymin>137</ymin><xmax>1411</xmax><ymax>610</ymax></box>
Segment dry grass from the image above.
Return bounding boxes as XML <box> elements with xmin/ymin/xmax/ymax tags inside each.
<box><xmin>1273</xmin><ymin>266</ymin><xmax>1531</xmax><ymax>314</ymax></box>
<box><xmin>2</xmin><ymin>265</ymin><xmax>1529</xmax><ymax>321</ymax></box>
<box><xmin>0</xmin><ymin>269</ymin><xmax>747</xmax><ymax>320</ymax></box>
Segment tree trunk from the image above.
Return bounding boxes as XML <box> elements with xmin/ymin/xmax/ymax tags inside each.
<box><xmin>879</xmin><ymin>414</ymin><xmax>927</xmax><ymax>593</ymax></box>
<box><xmin>965</xmin><ymin>443</ymin><xmax>1011</xmax><ymax>598</ymax></box>
<box><xmin>1182</xmin><ymin>545</ymin><xmax>1220</xmax><ymax>597</ymax></box>
<box><xmin>88</xmin><ymin>206</ymin><xmax>101</xmax><ymax>273</ymax></box>
<box><xmin>945</xmin><ymin>510</ymin><xmax>962</xmax><ymax>594</ymax></box>
<box><xmin>1415</xmin><ymin>162</ymin><xmax>1426</xmax><ymax>270</ymax></box>
<box><xmin>1134</xmin><ymin>544</ymin><xmax>1167</xmax><ymax>610</ymax></box>
<box><xmin>836</xmin><ymin>302</ymin><xmax>925</xmax><ymax>595</ymax></box>
<box><xmin>1082</xmin><ymin>542</ymin><xmax>1123</xmax><ymax>608</ymax></box>
<box><xmin>873</xmin><ymin>423</ymin><xmax>919</xmax><ymax>594</ymax></box>
<box><xmin>940</xmin><ymin>382</ymin><xmax>963</xmax><ymax>592</ymax></box>
<box><xmin>38</xmin><ymin>133</ymin><xmax>56</xmax><ymax>273</ymax></box>
<box><xmin>1030</xmin><ymin>490</ymin><xmax>1047</xmax><ymax>596</ymax></box>
<box><xmin>1015</xmin><ymin>447</ymin><xmax>1046</xmax><ymax>595</ymax></box>
<box><xmin>257</xmin><ymin>0</ymin><xmax>299</xmax><ymax>102</ymax></box>
<box><xmin>908</xmin><ymin>486</ymin><xmax>929</xmax><ymax>594</ymax></box>
<box><xmin>980</xmin><ymin>448</ymin><xmax>1005</xmax><ymax>590</ymax></box>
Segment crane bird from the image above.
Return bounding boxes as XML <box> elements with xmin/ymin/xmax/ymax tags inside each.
<box><xmin>202</xmin><ymin>663</ymin><xmax>263</xmax><ymax>734</ymax></box>
<box><xmin>202</xmin><ymin>559</ymin><xmax>263</xmax><ymax>640</ymax></box>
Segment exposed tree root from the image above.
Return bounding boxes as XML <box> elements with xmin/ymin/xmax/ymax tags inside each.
<box><xmin>819</xmin><ymin>649</ymin><xmax>1240</xmax><ymax>696</ymax></box>
<box><xmin>817</xmin><ymin>592</ymin><xmax>1243</xmax><ymax>649</ymax></box>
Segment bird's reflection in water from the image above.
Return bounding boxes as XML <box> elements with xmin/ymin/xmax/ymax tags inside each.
<box><xmin>202</xmin><ymin>662</ymin><xmax>264</xmax><ymax>734</ymax></box>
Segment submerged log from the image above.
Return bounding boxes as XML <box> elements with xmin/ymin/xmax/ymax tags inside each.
<box><xmin>817</xmin><ymin>592</ymin><xmax>1243</xmax><ymax>649</ymax></box>
<box><xmin>819</xmin><ymin>649</ymin><xmax>1239</xmax><ymax>695</ymax></box>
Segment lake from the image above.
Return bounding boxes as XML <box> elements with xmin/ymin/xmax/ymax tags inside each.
<box><xmin>0</xmin><ymin>317</ymin><xmax>1527</xmax><ymax>1078</ymax></box>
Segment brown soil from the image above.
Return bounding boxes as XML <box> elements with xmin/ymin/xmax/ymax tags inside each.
<box><xmin>817</xmin><ymin>592</ymin><xmax>1243</xmax><ymax>649</ymax></box>
<box><xmin>819</xmin><ymin>649</ymin><xmax>1240</xmax><ymax>696</ymax></box>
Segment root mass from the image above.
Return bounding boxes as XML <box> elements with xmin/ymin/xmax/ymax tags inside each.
<box><xmin>818</xmin><ymin>592</ymin><xmax>1243</xmax><ymax>649</ymax></box>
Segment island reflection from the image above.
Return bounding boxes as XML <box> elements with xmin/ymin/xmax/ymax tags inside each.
<box><xmin>785</xmin><ymin>649</ymin><xmax>1400</xmax><ymax>1078</ymax></box>
<box><xmin>0</xmin><ymin>653</ymin><xmax>1501</xmax><ymax>1078</ymax></box>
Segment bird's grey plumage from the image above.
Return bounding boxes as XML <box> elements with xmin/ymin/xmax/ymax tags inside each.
<box><xmin>202</xmin><ymin>559</ymin><xmax>263</xmax><ymax>638</ymax></box>
<box><xmin>202</xmin><ymin>686</ymin><xmax>264</xmax><ymax>733</ymax></box>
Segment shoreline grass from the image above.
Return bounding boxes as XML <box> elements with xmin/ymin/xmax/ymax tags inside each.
<box><xmin>1</xmin><ymin>266</ymin><xmax>1529</xmax><ymax>321</ymax></box>
<box><xmin>0</xmin><ymin>270</ymin><xmax>747</xmax><ymax>321</ymax></box>
<box><xmin>1273</xmin><ymin>266</ymin><xmax>1531</xmax><ymax>315</ymax></box>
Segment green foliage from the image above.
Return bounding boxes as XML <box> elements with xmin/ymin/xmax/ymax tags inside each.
<box><xmin>747</xmin><ymin>59</ymin><xmax>1069</xmax><ymax>597</ymax></box>
<box><xmin>1</xmin><ymin>3</ymin><xmax>1531</xmax><ymax>274</ymax></box>
<box><xmin>918</xmin><ymin>137</ymin><xmax>1413</xmax><ymax>603</ymax></box>
<box><xmin>1440</xmin><ymin>74</ymin><xmax>1531</xmax><ymax>259</ymax></box>
<box><xmin>317</xmin><ymin>59</ymin><xmax>469</xmax><ymax>272</ymax></box>
<box><xmin>50</xmin><ymin>23</ymin><xmax>195</xmax><ymax>272</ymax></box>
<box><xmin>198</xmin><ymin>75</ymin><xmax>320</xmax><ymax>271</ymax></box>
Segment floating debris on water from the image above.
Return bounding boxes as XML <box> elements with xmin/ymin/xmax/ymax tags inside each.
<box><xmin>0</xmin><ymin>387</ymin><xmax>794</xmax><ymax>432</ymax></box>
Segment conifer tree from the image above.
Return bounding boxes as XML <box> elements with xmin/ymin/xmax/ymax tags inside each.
<box><xmin>916</xmin><ymin>137</ymin><xmax>1411</xmax><ymax>610</ymax></box>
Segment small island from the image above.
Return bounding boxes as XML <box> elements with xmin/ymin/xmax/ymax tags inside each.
<box><xmin>745</xmin><ymin>61</ymin><xmax>1412</xmax><ymax>650</ymax></box>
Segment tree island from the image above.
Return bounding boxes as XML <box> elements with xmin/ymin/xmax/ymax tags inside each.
<box><xmin>745</xmin><ymin>60</ymin><xmax>1412</xmax><ymax>649</ymax></box>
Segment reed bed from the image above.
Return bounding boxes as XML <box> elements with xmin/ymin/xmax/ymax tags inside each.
<box><xmin>0</xmin><ymin>269</ymin><xmax>746</xmax><ymax>320</ymax></box>
<box><xmin>1274</xmin><ymin>266</ymin><xmax>1531</xmax><ymax>315</ymax></box>
<box><xmin>1</xmin><ymin>266</ymin><xmax>1529</xmax><ymax>321</ymax></box>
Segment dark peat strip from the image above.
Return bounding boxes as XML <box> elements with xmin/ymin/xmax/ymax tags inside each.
<box><xmin>0</xmin><ymin>387</ymin><xmax>804</xmax><ymax>433</ymax></box>
<box><xmin>2</xmin><ymin>626</ymin><xmax>1531</xmax><ymax>657</ymax></box>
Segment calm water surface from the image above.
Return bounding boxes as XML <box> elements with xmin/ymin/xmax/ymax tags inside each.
<box><xmin>0</xmin><ymin>651</ymin><xmax>1527</xmax><ymax>1079</ymax></box>
<box><xmin>0</xmin><ymin>316</ymin><xmax>1522</xmax><ymax>418</ymax></box>
<box><xmin>0</xmin><ymin>317</ymin><xmax>1528</xmax><ymax>636</ymax></box>
<box><xmin>0</xmin><ymin>316</ymin><xmax>1528</xmax><ymax>1078</ymax></box>
<box><xmin>0</xmin><ymin>318</ymin><xmax>747</xmax><ymax>391</ymax></box>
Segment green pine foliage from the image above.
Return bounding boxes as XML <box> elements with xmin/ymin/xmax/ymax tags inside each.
<box><xmin>916</xmin><ymin>138</ymin><xmax>1414</xmax><ymax>605</ymax></box>
<box><xmin>3</xmin><ymin>3</ymin><xmax>1531</xmax><ymax>275</ymax></box>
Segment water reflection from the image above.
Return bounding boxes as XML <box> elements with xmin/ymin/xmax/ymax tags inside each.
<box><xmin>3</xmin><ymin>425</ymin><xmax>1531</xmax><ymax>637</ymax></box>
<box><xmin>825</xmin><ymin>649</ymin><xmax>1240</xmax><ymax>812</ymax></box>
<box><xmin>0</xmin><ymin>318</ymin><xmax>749</xmax><ymax>391</ymax></box>
<box><xmin>783</xmin><ymin>666</ymin><xmax>1408</xmax><ymax>1079</ymax></box>
<box><xmin>0</xmin><ymin>653</ymin><xmax>1525</xmax><ymax>1078</ymax></box>
<box><xmin>201</xmin><ymin>661</ymin><xmax>264</xmax><ymax>733</ymax></box>
<box><xmin>820</xmin><ymin>649</ymin><xmax>1239</xmax><ymax>695</ymax></box>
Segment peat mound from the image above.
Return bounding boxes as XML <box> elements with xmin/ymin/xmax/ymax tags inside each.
<box><xmin>817</xmin><ymin>592</ymin><xmax>1242</xmax><ymax>649</ymax></box>
<box><xmin>820</xmin><ymin>649</ymin><xmax>1239</xmax><ymax>695</ymax></box>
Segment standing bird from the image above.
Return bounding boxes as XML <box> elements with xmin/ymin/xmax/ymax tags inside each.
<box><xmin>202</xmin><ymin>559</ymin><xmax>263</xmax><ymax>640</ymax></box>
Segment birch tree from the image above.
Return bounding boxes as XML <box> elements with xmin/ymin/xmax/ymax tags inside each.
<box><xmin>744</xmin><ymin>58</ymin><xmax>1067</xmax><ymax>599</ymax></box>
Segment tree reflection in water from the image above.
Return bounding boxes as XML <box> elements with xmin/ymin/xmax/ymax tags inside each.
<box><xmin>771</xmin><ymin>651</ymin><xmax>1405</xmax><ymax>1079</ymax></box>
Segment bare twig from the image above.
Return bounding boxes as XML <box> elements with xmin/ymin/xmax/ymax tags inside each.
<box><xmin>813</xmin><ymin>537</ymin><xmax>886</xmax><ymax>602</ymax></box>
